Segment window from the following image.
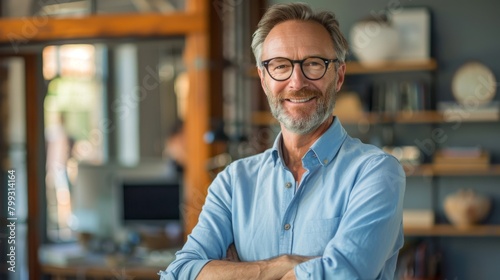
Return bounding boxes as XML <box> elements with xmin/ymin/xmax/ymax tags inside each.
<box><xmin>43</xmin><ymin>44</ymin><xmax>106</xmax><ymax>241</ymax></box>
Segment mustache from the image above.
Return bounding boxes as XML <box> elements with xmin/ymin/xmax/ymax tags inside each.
<box><xmin>278</xmin><ymin>88</ymin><xmax>321</xmax><ymax>100</ymax></box>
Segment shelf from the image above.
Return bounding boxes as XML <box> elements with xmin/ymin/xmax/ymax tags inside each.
<box><xmin>345</xmin><ymin>59</ymin><xmax>437</xmax><ymax>75</ymax></box>
<box><xmin>405</xmin><ymin>164</ymin><xmax>500</xmax><ymax>177</ymax></box>
<box><xmin>339</xmin><ymin>111</ymin><xmax>443</xmax><ymax>124</ymax></box>
<box><xmin>404</xmin><ymin>225</ymin><xmax>500</xmax><ymax>236</ymax></box>
<box><xmin>252</xmin><ymin>111</ymin><xmax>499</xmax><ymax>126</ymax></box>
<box><xmin>341</xmin><ymin>111</ymin><xmax>500</xmax><ymax>125</ymax></box>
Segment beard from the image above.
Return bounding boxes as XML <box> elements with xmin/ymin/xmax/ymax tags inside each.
<box><xmin>264</xmin><ymin>78</ymin><xmax>338</xmax><ymax>135</ymax></box>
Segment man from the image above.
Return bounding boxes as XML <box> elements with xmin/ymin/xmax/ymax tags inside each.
<box><xmin>160</xmin><ymin>3</ymin><xmax>405</xmax><ymax>279</ymax></box>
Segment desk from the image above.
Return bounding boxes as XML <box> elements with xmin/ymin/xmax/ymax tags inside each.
<box><xmin>39</xmin><ymin>243</ymin><xmax>175</xmax><ymax>280</ymax></box>
<box><xmin>41</xmin><ymin>263</ymin><xmax>162</xmax><ymax>280</ymax></box>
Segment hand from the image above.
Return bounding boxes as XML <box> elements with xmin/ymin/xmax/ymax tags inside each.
<box><xmin>258</xmin><ymin>254</ymin><xmax>317</xmax><ymax>279</ymax></box>
<box><xmin>276</xmin><ymin>255</ymin><xmax>318</xmax><ymax>280</ymax></box>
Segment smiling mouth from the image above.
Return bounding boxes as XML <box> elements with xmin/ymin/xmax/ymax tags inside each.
<box><xmin>285</xmin><ymin>96</ymin><xmax>315</xmax><ymax>103</ymax></box>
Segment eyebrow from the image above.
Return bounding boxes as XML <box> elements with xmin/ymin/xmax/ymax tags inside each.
<box><xmin>262</xmin><ymin>54</ymin><xmax>334</xmax><ymax>61</ymax></box>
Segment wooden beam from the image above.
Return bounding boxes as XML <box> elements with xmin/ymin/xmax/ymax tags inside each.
<box><xmin>0</xmin><ymin>12</ymin><xmax>205</xmax><ymax>44</ymax></box>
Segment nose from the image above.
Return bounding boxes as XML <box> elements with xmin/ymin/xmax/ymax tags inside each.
<box><xmin>287</xmin><ymin>63</ymin><xmax>308</xmax><ymax>90</ymax></box>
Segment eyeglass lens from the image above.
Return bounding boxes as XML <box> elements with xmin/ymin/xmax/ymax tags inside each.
<box><xmin>266</xmin><ymin>57</ymin><xmax>327</xmax><ymax>80</ymax></box>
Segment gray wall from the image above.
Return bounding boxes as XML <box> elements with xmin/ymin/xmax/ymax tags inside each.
<box><xmin>270</xmin><ymin>0</ymin><xmax>500</xmax><ymax>279</ymax></box>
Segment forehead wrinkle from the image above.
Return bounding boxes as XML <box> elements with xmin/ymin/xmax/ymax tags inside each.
<box><xmin>262</xmin><ymin>20</ymin><xmax>335</xmax><ymax>60</ymax></box>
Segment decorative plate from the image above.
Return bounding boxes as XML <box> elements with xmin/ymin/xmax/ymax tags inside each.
<box><xmin>452</xmin><ymin>62</ymin><xmax>497</xmax><ymax>106</ymax></box>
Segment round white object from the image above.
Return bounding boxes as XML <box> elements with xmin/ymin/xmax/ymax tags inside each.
<box><xmin>452</xmin><ymin>62</ymin><xmax>497</xmax><ymax>106</ymax></box>
<box><xmin>350</xmin><ymin>21</ymin><xmax>399</xmax><ymax>65</ymax></box>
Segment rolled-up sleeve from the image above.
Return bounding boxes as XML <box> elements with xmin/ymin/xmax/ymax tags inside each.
<box><xmin>295</xmin><ymin>155</ymin><xmax>406</xmax><ymax>280</ymax></box>
<box><xmin>159</xmin><ymin>167</ymin><xmax>234</xmax><ymax>280</ymax></box>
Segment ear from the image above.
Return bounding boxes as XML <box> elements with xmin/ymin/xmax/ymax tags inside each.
<box><xmin>335</xmin><ymin>63</ymin><xmax>346</xmax><ymax>92</ymax></box>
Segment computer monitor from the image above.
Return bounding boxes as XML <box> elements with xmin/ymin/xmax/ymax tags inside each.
<box><xmin>73</xmin><ymin>160</ymin><xmax>182</xmax><ymax>238</ymax></box>
<box><xmin>120</xmin><ymin>179</ymin><xmax>181</xmax><ymax>226</ymax></box>
<box><xmin>116</xmin><ymin>174</ymin><xmax>184</xmax><ymax>249</ymax></box>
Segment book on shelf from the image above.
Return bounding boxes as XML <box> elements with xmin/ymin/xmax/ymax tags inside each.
<box><xmin>433</xmin><ymin>147</ymin><xmax>490</xmax><ymax>171</ymax></box>
<box><xmin>403</xmin><ymin>210</ymin><xmax>435</xmax><ymax>228</ymax></box>
<box><xmin>436</xmin><ymin>146</ymin><xmax>484</xmax><ymax>158</ymax></box>
<box><xmin>438</xmin><ymin>101</ymin><xmax>500</xmax><ymax>121</ymax></box>
<box><xmin>372</xmin><ymin>80</ymin><xmax>430</xmax><ymax>114</ymax></box>
<box><xmin>395</xmin><ymin>239</ymin><xmax>442</xmax><ymax>280</ymax></box>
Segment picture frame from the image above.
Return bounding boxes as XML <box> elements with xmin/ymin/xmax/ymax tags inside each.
<box><xmin>391</xmin><ymin>8</ymin><xmax>431</xmax><ymax>60</ymax></box>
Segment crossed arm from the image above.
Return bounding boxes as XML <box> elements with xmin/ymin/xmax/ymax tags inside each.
<box><xmin>161</xmin><ymin>155</ymin><xmax>406</xmax><ymax>280</ymax></box>
<box><xmin>196</xmin><ymin>244</ymin><xmax>318</xmax><ymax>280</ymax></box>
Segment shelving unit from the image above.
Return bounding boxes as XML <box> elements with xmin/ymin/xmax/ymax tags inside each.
<box><xmin>351</xmin><ymin>60</ymin><xmax>500</xmax><ymax>241</ymax></box>
<box><xmin>404</xmin><ymin>225</ymin><xmax>500</xmax><ymax>237</ymax></box>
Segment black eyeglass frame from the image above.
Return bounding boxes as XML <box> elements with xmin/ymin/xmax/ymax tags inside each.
<box><xmin>261</xmin><ymin>56</ymin><xmax>339</xmax><ymax>81</ymax></box>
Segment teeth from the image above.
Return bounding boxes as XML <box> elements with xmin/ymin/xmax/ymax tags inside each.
<box><xmin>287</xmin><ymin>97</ymin><xmax>313</xmax><ymax>103</ymax></box>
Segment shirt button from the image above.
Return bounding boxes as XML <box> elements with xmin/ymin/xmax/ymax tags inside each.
<box><xmin>285</xmin><ymin>182</ymin><xmax>292</xmax><ymax>188</ymax></box>
<box><xmin>323</xmin><ymin>159</ymin><xmax>328</xmax><ymax>164</ymax></box>
<box><xmin>284</xmin><ymin>224</ymin><xmax>291</xmax><ymax>230</ymax></box>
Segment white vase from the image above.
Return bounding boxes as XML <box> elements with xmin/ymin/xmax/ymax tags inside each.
<box><xmin>350</xmin><ymin>20</ymin><xmax>400</xmax><ymax>65</ymax></box>
<box><xmin>444</xmin><ymin>189</ymin><xmax>491</xmax><ymax>228</ymax></box>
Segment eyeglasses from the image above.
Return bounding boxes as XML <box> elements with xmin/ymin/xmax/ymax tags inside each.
<box><xmin>261</xmin><ymin>57</ymin><xmax>339</xmax><ymax>81</ymax></box>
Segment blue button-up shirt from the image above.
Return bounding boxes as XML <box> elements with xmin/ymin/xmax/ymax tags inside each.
<box><xmin>160</xmin><ymin>118</ymin><xmax>405</xmax><ymax>279</ymax></box>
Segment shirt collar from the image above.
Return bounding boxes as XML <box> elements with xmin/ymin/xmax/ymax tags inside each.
<box><xmin>271</xmin><ymin>117</ymin><xmax>347</xmax><ymax>167</ymax></box>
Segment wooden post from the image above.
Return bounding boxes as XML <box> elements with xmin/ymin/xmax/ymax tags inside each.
<box><xmin>183</xmin><ymin>0</ymin><xmax>223</xmax><ymax>236</ymax></box>
<box><xmin>25</xmin><ymin>54</ymin><xmax>41</xmax><ymax>280</ymax></box>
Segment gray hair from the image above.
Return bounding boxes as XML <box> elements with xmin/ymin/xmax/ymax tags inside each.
<box><xmin>251</xmin><ymin>3</ymin><xmax>349</xmax><ymax>67</ymax></box>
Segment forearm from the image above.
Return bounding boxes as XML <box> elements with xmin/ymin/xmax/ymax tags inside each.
<box><xmin>196</xmin><ymin>259</ymin><xmax>275</xmax><ymax>280</ymax></box>
<box><xmin>196</xmin><ymin>255</ymin><xmax>315</xmax><ymax>280</ymax></box>
<box><xmin>280</xmin><ymin>269</ymin><xmax>296</xmax><ymax>280</ymax></box>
